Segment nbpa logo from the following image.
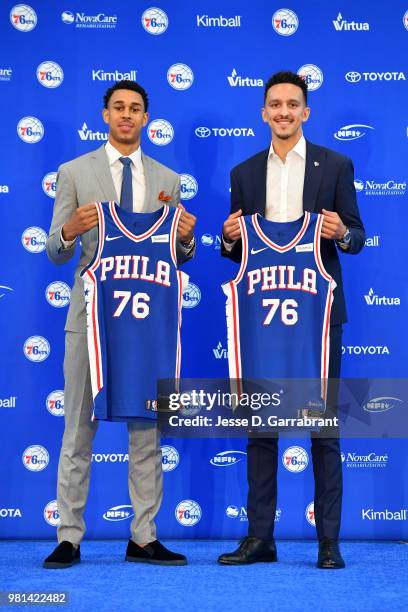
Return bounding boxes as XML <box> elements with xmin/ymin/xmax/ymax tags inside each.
<box><xmin>210</xmin><ymin>450</ymin><xmax>246</xmax><ymax>467</ymax></box>
<box><xmin>272</xmin><ymin>9</ymin><xmax>298</xmax><ymax>36</ymax></box>
<box><xmin>175</xmin><ymin>500</ymin><xmax>201</xmax><ymax>526</ymax></box>
<box><xmin>147</xmin><ymin>119</ymin><xmax>174</xmax><ymax>145</ymax></box>
<box><xmin>167</xmin><ymin>64</ymin><xmax>194</xmax><ymax>90</ymax></box>
<box><xmin>297</xmin><ymin>65</ymin><xmax>323</xmax><ymax>91</ymax></box>
<box><xmin>22</xmin><ymin>445</ymin><xmax>49</xmax><ymax>472</ymax></box>
<box><xmin>24</xmin><ymin>336</ymin><xmax>50</xmax><ymax>362</ymax></box>
<box><xmin>44</xmin><ymin>500</ymin><xmax>60</xmax><ymax>526</ymax></box>
<box><xmin>46</xmin><ymin>282</ymin><xmax>71</xmax><ymax>308</ymax></box>
<box><xmin>10</xmin><ymin>4</ymin><xmax>37</xmax><ymax>31</ymax></box>
<box><xmin>334</xmin><ymin>124</ymin><xmax>374</xmax><ymax>141</ymax></box>
<box><xmin>142</xmin><ymin>8</ymin><xmax>168</xmax><ymax>35</ymax></box>
<box><xmin>161</xmin><ymin>445</ymin><xmax>179</xmax><ymax>472</ymax></box>
<box><xmin>21</xmin><ymin>227</ymin><xmax>47</xmax><ymax>253</ymax></box>
<box><xmin>305</xmin><ymin>501</ymin><xmax>315</xmax><ymax>526</ymax></box>
<box><xmin>182</xmin><ymin>282</ymin><xmax>201</xmax><ymax>308</ymax></box>
<box><xmin>180</xmin><ymin>174</ymin><xmax>198</xmax><ymax>200</ymax></box>
<box><xmin>282</xmin><ymin>446</ymin><xmax>309</xmax><ymax>473</ymax></box>
<box><xmin>46</xmin><ymin>390</ymin><xmax>65</xmax><ymax>417</ymax></box>
<box><xmin>103</xmin><ymin>505</ymin><xmax>134</xmax><ymax>521</ymax></box>
<box><xmin>36</xmin><ymin>61</ymin><xmax>64</xmax><ymax>88</ymax></box>
<box><xmin>42</xmin><ymin>172</ymin><xmax>57</xmax><ymax>198</ymax></box>
<box><xmin>17</xmin><ymin>117</ymin><xmax>44</xmax><ymax>143</ymax></box>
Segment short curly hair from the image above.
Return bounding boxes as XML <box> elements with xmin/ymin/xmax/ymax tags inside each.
<box><xmin>264</xmin><ymin>71</ymin><xmax>308</xmax><ymax>105</ymax></box>
<box><xmin>103</xmin><ymin>80</ymin><xmax>149</xmax><ymax>111</ymax></box>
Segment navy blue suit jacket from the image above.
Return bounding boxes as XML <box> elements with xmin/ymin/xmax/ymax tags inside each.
<box><xmin>221</xmin><ymin>140</ymin><xmax>365</xmax><ymax>324</ymax></box>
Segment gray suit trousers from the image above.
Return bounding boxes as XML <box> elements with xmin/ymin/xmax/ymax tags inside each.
<box><xmin>57</xmin><ymin>331</ymin><xmax>163</xmax><ymax>545</ymax></box>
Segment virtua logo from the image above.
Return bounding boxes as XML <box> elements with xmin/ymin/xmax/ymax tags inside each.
<box><xmin>362</xmin><ymin>508</ymin><xmax>407</xmax><ymax>521</ymax></box>
<box><xmin>196</xmin><ymin>15</ymin><xmax>241</xmax><ymax>27</ymax></box>
<box><xmin>92</xmin><ymin>69</ymin><xmax>137</xmax><ymax>82</ymax></box>
<box><xmin>213</xmin><ymin>341</ymin><xmax>228</xmax><ymax>359</ymax></box>
<box><xmin>332</xmin><ymin>12</ymin><xmax>369</xmax><ymax>31</ymax></box>
<box><xmin>0</xmin><ymin>508</ymin><xmax>22</xmax><ymax>518</ymax></box>
<box><xmin>227</xmin><ymin>69</ymin><xmax>263</xmax><ymax>87</ymax></box>
<box><xmin>0</xmin><ymin>185</ymin><xmax>9</xmax><ymax>193</ymax></box>
<box><xmin>78</xmin><ymin>122</ymin><xmax>108</xmax><ymax>141</ymax></box>
<box><xmin>342</xmin><ymin>345</ymin><xmax>390</xmax><ymax>356</ymax></box>
<box><xmin>364</xmin><ymin>288</ymin><xmax>400</xmax><ymax>306</ymax></box>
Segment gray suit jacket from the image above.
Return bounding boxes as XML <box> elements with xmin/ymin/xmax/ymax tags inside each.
<box><xmin>46</xmin><ymin>144</ymin><xmax>192</xmax><ymax>332</ymax></box>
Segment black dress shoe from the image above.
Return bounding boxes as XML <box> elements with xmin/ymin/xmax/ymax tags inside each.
<box><xmin>125</xmin><ymin>539</ymin><xmax>187</xmax><ymax>565</ymax></box>
<box><xmin>317</xmin><ymin>539</ymin><xmax>345</xmax><ymax>569</ymax></box>
<box><xmin>43</xmin><ymin>541</ymin><xmax>80</xmax><ymax>569</ymax></box>
<box><xmin>218</xmin><ymin>536</ymin><xmax>277</xmax><ymax>565</ymax></box>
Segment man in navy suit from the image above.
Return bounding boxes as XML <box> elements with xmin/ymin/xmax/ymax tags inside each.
<box><xmin>218</xmin><ymin>71</ymin><xmax>365</xmax><ymax>568</ymax></box>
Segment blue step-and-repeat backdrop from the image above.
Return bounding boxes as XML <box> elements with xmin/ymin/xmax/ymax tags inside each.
<box><xmin>1</xmin><ymin>2</ymin><xmax>407</xmax><ymax>540</ymax></box>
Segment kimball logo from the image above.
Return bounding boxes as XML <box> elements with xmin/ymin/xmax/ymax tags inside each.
<box><xmin>0</xmin><ymin>396</ymin><xmax>17</xmax><ymax>408</ymax></box>
<box><xmin>354</xmin><ymin>178</ymin><xmax>406</xmax><ymax>196</ymax></box>
<box><xmin>364</xmin><ymin>288</ymin><xmax>400</xmax><ymax>306</ymax></box>
<box><xmin>0</xmin><ymin>185</ymin><xmax>9</xmax><ymax>193</ymax></box>
<box><xmin>197</xmin><ymin>15</ymin><xmax>241</xmax><ymax>27</ymax></box>
<box><xmin>341</xmin><ymin>451</ymin><xmax>388</xmax><ymax>468</ymax></box>
<box><xmin>92</xmin><ymin>69</ymin><xmax>137</xmax><ymax>82</ymax></box>
<box><xmin>365</xmin><ymin>235</ymin><xmax>380</xmax><ymax>248</ymax></box>
<box><xmin>333</xmin><ymin>13</ymin><xmax>369</xmax><ymax>31</ymax></box>
<box><xmin>362</xmin><ymin>508</ymin><xmax>407</xmax><ymax>521</ymax></box>
<box><xmin>334</xmin><ymin>124</ymin><xmax>374</xmax><ymax>141</ymax></box>
<box><xmin>227</xmin><ymin>69</ymin><xmax>263</xmax><ymax>87</ymax></box>
<box><xmin>78</xmin><ymin>122</ymin><xmax>108</xmax><ymax>141</ymax></box>
<box><xmin>213</xmin><ymin>341</ymin><xmax>228</xmax><ymax>359</ymax></box>
<box><xmin>363</xmin><ymin>397</ymin><xmax>403</xmax><ymax>413</ymax></box>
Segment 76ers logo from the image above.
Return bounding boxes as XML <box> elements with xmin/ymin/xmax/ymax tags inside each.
<box><xmin>147</xmin><ymin>119</ymin><xmax>174</xmax><ymax>145</ymax></box>
<box><xmin>21</xmin><ymin>227</ymin><xmax>47</xmax><ymax>253</ymax></box>
<box><xmin>305</xmin><ymin>501</ymin><xmax>315</xmax><ymax>526</ymax></box>
<box><xmin>46</xmin><ymin>282</ymin><xmax>71</xmax><ymax>307</ymax></box>
<box><xmin>46</xmin><ymin>390</ymin><xmax>64</xmax><ymax>416</ymax></box>
<box><xmin>24</xmin><ymin>336</ymin><xmax>50</xmax><ymax>362</ymax></box>
<box><xmin>44</xmin><ymin>500</ymin><xmax>60</xmax><ymax>526</ymax></box>
<box><xmin>142</xmin><ymin>8</ymin><xmax>168</xmax><ymax>34</ymax></box>
<box><xmin>175</xmin><ymin>500</ymin><xmax>201</xmax><ymax>526</ymax></box>
<box><xmin>22</xmin><ymin>445</ymin><xmax>49</xmax><ymax>471</ymax></box>
<box><xmin>42</xmin><ymin>172</ymin><xmax>57</xmax><ymax>198</ymax></box>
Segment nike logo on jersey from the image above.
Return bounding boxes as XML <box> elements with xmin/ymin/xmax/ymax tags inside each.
<box><xmin>251</xmin><ymin>247</ymin><xmax>268</xmax><ymax>255</ymax></box>
<box><xmin>106</xmin><ymin>235</ymin><xmax>123</xmax><ymax>241</ymax></box>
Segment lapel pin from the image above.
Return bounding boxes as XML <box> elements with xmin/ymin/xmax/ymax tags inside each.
<box><xmin>314</xmin><ymin>161</ymin><xmax>319</xmax><ymax>167</ymax></box>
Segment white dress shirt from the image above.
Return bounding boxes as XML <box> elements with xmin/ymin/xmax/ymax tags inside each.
<box><xmin>223</xmin><ymin>134</ymin><xmax>306</xmax><ymax>251</ymax></box>
<box><xmin>105</xmin><ymin>141</ymin><xmax>146</xmax><ymax>212</ymax></box>
<box><xmin>265</xmin><ymin>134</ymin><xmax>305</xmax><ymax>221</ymax></box>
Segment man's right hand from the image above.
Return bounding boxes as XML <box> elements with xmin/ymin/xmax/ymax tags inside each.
<box><xmin>61</xmin><ymin>203</ymin><xmax>99</xmax><ymax>242</ymax></box>
<box><xmin>222</xmin><ymin>209</ymin><xmax>242</xmax><ymax>243</ymax></box>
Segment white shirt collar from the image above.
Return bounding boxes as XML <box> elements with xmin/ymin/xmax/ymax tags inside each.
<box><xmin>268</xmin><ymin>134</ymin><xmax>306</xmax><ymax>161</ymax></box>
<box><xmin>105</xmin><ymin>141</ymin><xmax>142</xmax><ymax>167</ymax></box>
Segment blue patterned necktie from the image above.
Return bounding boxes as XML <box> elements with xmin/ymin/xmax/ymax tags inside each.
<box><xmin>119</xmin><ymin>157</ymin><xmax>133</xmax><ymax>212</ymax></box>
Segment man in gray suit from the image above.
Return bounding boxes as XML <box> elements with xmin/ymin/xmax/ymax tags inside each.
<box><xmin>44</xmin><ymin>80</ymin><xmax>196</xmax><ymax>568</ymax></box>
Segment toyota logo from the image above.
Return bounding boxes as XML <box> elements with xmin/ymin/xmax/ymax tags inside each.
<box><xmin>345</xmin><ymin>71</ymin><xmax>361</xmax><ymax>83</ymax></box>
<box><xmin>195</xmin><ymin>126</ymin><xmax>211</xmax><ymax>138</ymax></box>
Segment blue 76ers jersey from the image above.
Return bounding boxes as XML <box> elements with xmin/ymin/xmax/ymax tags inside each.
<box><xmin>223</xmin><ymin>212</ymin><xmax>336</xmax><ymax>397</ymax></box>
<box><xmin>81</xmin><ymin>202</ymin><xmax>187</xmax><ymax>421</ymax></box>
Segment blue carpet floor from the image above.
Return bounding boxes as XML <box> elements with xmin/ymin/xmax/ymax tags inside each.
<box><xmin>0</xmin><ymin>540</ymin><xmax>407</xmax><ymax>612</ymax></box>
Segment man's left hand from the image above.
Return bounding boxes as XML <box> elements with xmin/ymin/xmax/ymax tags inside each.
<box><xmin>177</xmin><ymin>204</ymin><xmax>196</xmax><ymax>244</ymax></box>
<box><xmin>321</xmin><ymin>209</ymin><xmax>347</xmax><ymax>240</ymax></box>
